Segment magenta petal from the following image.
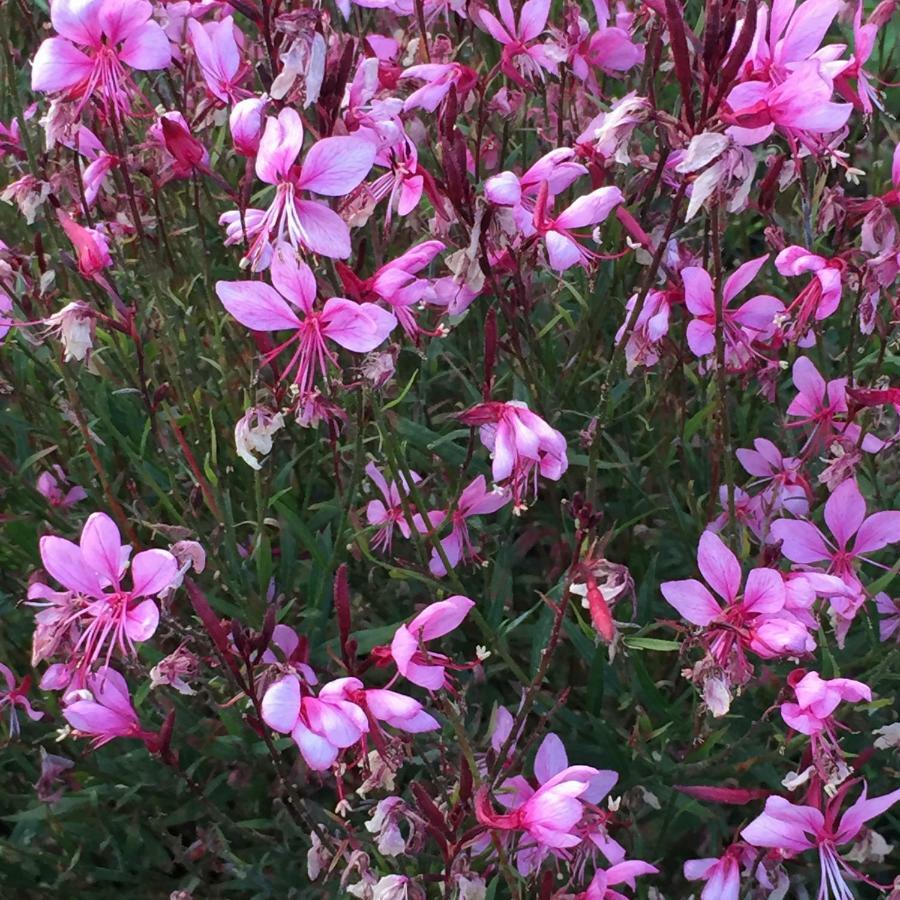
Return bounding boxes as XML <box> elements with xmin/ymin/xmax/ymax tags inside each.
<box><xmin>697</xmin><ymin>531</ymin><xmax>742</xmax><ymax>603</ymax></box>
<box><xmin>408</xmin><ymin>595</ymin><xmax>475</xmax><ymax>641</ymax></box>
<box><xmin>124</xmin><ymin>598</ymin><xmax>159</xmax><ymax>642</ymax></box>
<box><xmin>791</xmin><ymin>356</ymin><xmax>825</xmax><ymax>403</ymax></box>
<box><xmin>130</xmin><ymin>549</ymin><xmax>178</xmax><ymax>597</ymax></box>
<box><xmin>770</xmin><ymin>519</ymin><xmax>831</xmax><ymax>564</ymax></box>
<box><xmin>39</xmin><ymin>535</ymin><xmax>102</xmax><ymax>597</ymax></box>
<box><xmin>534</xmin><ymin>732</ymin><xmax>568</xmax><ymax>784</ymax></box>
<box><xmin>256</xmin><ymin>109</ymin><xmax>304</xmax><ymax>184</ymax></box>
<box><xmin>260</xmin><ymin>675</ymin><xmax>301</xmax><ymax>733</ymax></box>
<box><xmin>118</xmin><ymin>21</ymin><xmax>171</xmax><ymax>70</ymax></box>
<box><xmin>51</xmin><ymin>0</ymin><xmax>104</xmax><ymax>45</ymax></box>
<box><xmin>216</xmin><ymin>280</ymin><xmax>301</xmax><ymax>331</ymax></box>
<box><xmin>823</xmin><ymin>478</ymin><xmax>866</xmax><ymax>549</ymax></box>
<box><xmin>661</xmin><ymin>578</ymin><xmax>721</xmax><ymax>626</ymax></box>
<box><xmin>297</xmin><ymin>137</ymin><xmax>375</xmax><ymax>197</ymax></box>
<box><xmin>31</xmin><ymin>38</ymin><xmax>94</xmax><ymax>92</ymax></box>
<box><xmin>270</xmin><ymin>245</ymin><xmax>317</xmax><ymax>314</ymax></box>
<box><xmin>742</xmin><ymin>568</ymin><xmax>785</xmax><ymax>615</ymax></box>
<box><xmin>64</xmin><ymin>700</ymin><xmax>126</xmax><ymax>736</ymax></box>
<box><xmin>292</xmin><ymin>721</ymin><xmax>338</xmax><ymax>770</ymax></box>
<box><xmin>292</xmin><ymin>199</ymin><xmax>352</xmax><ymax>259</ymax></box>
<box><xmin>835</xmin><ymin>786</ymin><xmax>900</xmax><ymax>844</ymax></box>
<box><xmin>554</xmin><ymin>186</ymin><xmax>623</xmax><ymax>229</ymax></box>
<box><xmin>321</xmin><ymin>298</ymin><xmax>396</xmax><ymax>352</ymax></box>
<box><xmin>80</xmin><ymin>512</ymin><xmax>126</xmax><ymax>585</ymax></box>
<box><xmin>723</xmin><ymin>254</ymin><xmax>769</xmax><ymax>302</ymax></box>
<box><xmin>686</xmin><ymin>320</ymin><xmax>715</xmax><ymax>356</ymax></box>
<box><xmin>518</xmin><ymin>0</ymin><xmax>551</xmax><ymax>41</ymax></box>
<box><xmin>98</xmin><ymin>0</ymin><xmax>152</xmax><ymax>43</ymax></box>
<box><xmin>852</xmin><ymin>511</ymin><xmax>900</xmax><ymax>555</ymax></box>
<box><xmin>681</xmin><ymin>267</ymin><xmax>715</xmax><ymax>315</ymax></box>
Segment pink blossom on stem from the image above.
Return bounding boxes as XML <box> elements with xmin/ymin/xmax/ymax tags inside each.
<box><xmin>741</xmin><ymin>784</ymin><xmax>900</xmax><ymax>900</ymax></box>
<box><xmin>398</xmin><ymin>63</ymin><xmax>478</xmax><ymax>113</ymax></box>
<box><xmin>775</xmin><ymin>246</ymin><xmax>846</xmax><ymax>336</ymax></box>
<box><xmin>0</xmin><ymin>662</ymin><xmax>43</xmax><ymax>737</ymax></box>
<box><xmin>365</xmin><ymin>462</ymin><xmax>423</xmax><ymax>554</ymax></box>
<box><xmin>36</xmin><ymin>465</ymin><xmax>87</xmax><ymax>509</ymax></box>
<box><xmin>460</xmin><ymin>400</ymin><xmax>568</xmax><ymax>508</ymax></box>
<box><xmin>681</xmin><ymin>254</ymin><xmax>783</xmax><ymax>358</ymax></box>
<box><xmin>63</xmin><ymin>666</ymin><xmax>150</xmax><ymax>747</ymax></box>
<box><xmin>187</xmin><ymin>15</ymin><xmax>245</xmax><ymax>103</ymax></box>
<box><xmin>387</xmin><ymin>595</ymin><xmax>474</xmax><ymax>689</ymax></box>
<box><xmin>57</xmin><ymin>210</ymin><xmax>112</xmax><ymax>281</ymax></box>
<box><xmin>216</xmin><ymin>244</ymin><xmax>396</xmax><ymax>396</ymax></box>
<box><xmin>219</xmin><ymin>108</ymin><xmax>375</xmax><ymax>269</ymax></box>
<box><xmin>38</xmin><ymin>512</ymin><xmax>178</xmax><ymax>672</ymax></box>
<box><xmin>31</xmin><ymin>0</ymin><xmax>171</xmax><ymax>115</ymax></box>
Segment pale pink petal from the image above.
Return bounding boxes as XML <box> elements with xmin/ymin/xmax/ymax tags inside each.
<box><xmin>733</xmin><ymin>294</ymin><xmax>783</xmax><ymax>331</ymax></box>
<box><xmin>51</xmin><ymin>0</ymin><xmax>104</xmax><ymax>45</ymax></box>
<box><xmin>770</xmin><ymin>519</ymin><xmax>831</xmax><ymax>563</ymax></box>
<box><xmin>39</xmin><ymin>535</ymin><xmax>102</xmax><ymax>597</ymax></box>
<box><xmin>260</xmin><ymin>675</ymin><xmax>301</xmax><ymax>733</ymax></box>
<box><xmin>853</xmin><ymin>511</ymin><xmax>900</xmax><ymax>555</ymax></box>
<box><xmin>545</xmin><ymin>230</ymin><xmax>583</xmax><ymax>272</ymax></box>
<box><xmin>129</xmin><ymin>549</ymin><xmax>178</xmax><ymax>597</ymax></box>
<box><xmin>292</xmin><ymin>720</ymin><xmax>338</xmax><ymax>770</ymax></box>
<box><xmin>297</xmin><ymin>137</ymin><xmax>375</xmax><ymax>196</ymax></box>
<box><xmin>686</xmin><ymin>319</ymin><xmax>715</xmax><ymax>356</ymax></box>
<box><xmin>518</xmin><ymin>0</ymin><xmax>551</xmax><ymax>41</ymax></box>
<box><xmin>31</xmin><ymin>38</ymin><xmax>94</xmax><ymax>92</ymax></box>
<box><xmin>124</xmin><ymin>598</ymin><xmax>159</xmax><ymax>642</ymax></box>
<box><xmin>255</xmin><ymin>109</ymin><xmax>304</xmax><ymax>185</ymax></box>
<box><xmin>660</xmin><ymin>578</ymin><xmax>721</xmax><ymax>626</ymax></box>
<box><xmin>823</xmin><ymin>478</ymin><xmax>866</xmax><ymax>549</ymax></box>
<box><xmin>292</xmin><ymin>199</ymin><xmax>352</xmax><ymax>259</ymax></box>
<box><xmin>270</xmin><ymin>244</ymin><xmax>316</xmax><ymax>313</ymax></box>
<box><xmin>321</xmin><ymin>298</ymin><xmax>396</xmax><ymax>352</ymax></box>
<box><xmin>697</xmin><ymin>531</ymin><xmax>742</xmax><ymax>603</ymax></box>
<box><xmin>777</xmin><ymin>0</ymin><xmax>840</xmax><ymax>64</ymax></box>
<box><xmin>835</xmin><ymin>786</ymin><xmax>900</xmax><ymax>844</ymax></box>
<box><xmin>485</xmin><ymin>171</ymin><xmax>522</xmax><ymax>206</ymax></box>
<box><xmin>118</xmin><ymin>21</ymin><xmax>171</xmax><ymax>70</ymax></box>
<box><xmin>742</xmin><ymin>567</ymin><xmax>785</xmax><ymax>614</ymax></box>
<box><xmin>408</xmin><ymin>595</ymin><xmax>475</xmax><ymax>640</ymax></box>
<box><xmin>724</xmin><ymin>254</ymin><xmax>769</xmax><ymax>303</ymax></box>
<box><xmin>741</xmin><ymin>797</ymin><xmax>822</xmax><ymax>852</ymax></box>
<box><xmin>554</xmin><ymin>186</ymin><xmax>623</xmax><ymax>229</ymax></box>
<box><xmin>80</xmin><ymin>512</ymin><xmax>125</xmax><ymax>584</ymax></box>
<box><xmin>478</xmin><ymin>9</ymin><xmax>513</xmax><ymax>43</ymax></box>
<box><xmin>682</xmin><ymin>267</ymin><xmax>715</xmax><ymax>315</ymax></box>
<box><xmin>534</xmin><ymin>733</ymin><xmax>568</xmax><ymax>784</ymax></box>
<box><xmin>216</xmin><ymin>280</ymin><xmax>301</xmax><ymax>331</ymax></box>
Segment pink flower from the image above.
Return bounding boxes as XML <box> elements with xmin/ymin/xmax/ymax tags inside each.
<box><xmin>476</xmin><ymin>0</ymin><xmax>565</xmax><ymax>86</ymax></box>
<box><xmin>781</xmin><ymin>669</ymin><xmax>870</xmax><ymax>747</ymax></box>
<box><xmin>216</xmin><ymin>244</ymin><xmax>396</xmax><ymax>396</ymax></box>
<box><xmin>38</xmin><ymin>512</ymin><xmax>178</xmax><ymax>672</ymax></box>
<box><xmin>741</xmin><ymin>785</ymin><xmax>900</xmax><ymax>899</ymax></box>
<box><xmin>681</xmin><ymin>255</ymin><xmax>783</xmax><ymax>357</ymax></box>
<box><xmin>365</xmin><ymin>462</ymin><xmax>423</xmax><ymax>554</ymax></box>
<box><xmin>338</xmin><ymin>240</ymin><xmax>446</xmax><ymax>339</ymax></box>
<box><xmin>460</xmin><ymin>400</ymin><xmax>568</xmax><ymax>508</ymax></box>
<box><xmin>31</xmin><ymin>0</ymin><xmax>171</xmax><ymax>114</ymax></box>
<box><xmin>387</xmin><ymin>596</ymin><xmax>474</xmax><ymax>689</ymax></box>
<box><xmin>219</xmin><ymin>108</ymin><xmax>375</xmax><ymax>269</ymax></box>
<box><xmin>533</xmin><ymin>184</ymin><xmax>624</xmax><ymax>271</ymax></box>
<box><xmin>784</xmin><ymin>357</ymin><xmax>884</xmax><ymax>453</ymax></box>
<box><xmin>187</xmin><ymin>15</ymin><xmax>244</xmax><ymax>103</ymax></box>
<box><xmin>580</xmin><ymin>860</ymin><xmax>658</xmax><ymax>899</ymax></box>
<box><xmin>771</xmin><ymin>477</ymin><xmax>900</xmax><ymax>592</ymax></box>
<box><xmin>0</xmin><ymin>662</ymin><xmax>43</xmax><ymax>737</ymax></box>
<box><xmin>63</xmin><ymin>666</ymin><xmax>148</xmax><ymax>747</ymax></box>
<box><xmin>684</xmin><ymin>844</ymin><xmax>745</xmax><ymax>900</ymax></box>
<box><xmin>724</xmin><ymin>61</ymin><xmax>852</xmax><ymax>146</ymax></box>
<box><xmin>398</xmin><ymin>63</ymin><xmax>478</xmax><ymax>113</ymax></box>
<box><xmin>57</xmin><ymin>210</ymin><xmax>112</xmax><ymax>281</ymax></box>
<box><xmin>775</xmin><ymin>246</ymin><xmax>845</xmax><ymax>336</ymax></box>
<box><xmin>614</xmin><ymin>288</ymin><xmax>672</xmax><ymax>373</ymax></box>
<box><xmin>423</xmin><ymin>476</ymin><xmax>510</xmax><ymax>577</ymax></box>
<box><xmin>661</xmin><ymin>531</ymin><xmax>814</xmax><ymax>686</ymax></box>
<box><xmin>261</xmin><ymin>673</ymin><xmax>369</xmax><ymax>771</ymax></box>
<box><xmin>36</xmin><ymin>465</ymin><xmax>87</xmax><ymax>509</ymax></box>
<box><xmin>736</xmin><ymin>438</ymin><xmax>810</xmax><ymax>517</ymax></box>
<box><xmin>475</xmin><ymin>763</ymin><xmax>602</xmax><ymax>851</ymax></box>
<box><xmin>485</xmin><ymin>147</ymin><xmax>587</xmax><ymax>238</ymax></box>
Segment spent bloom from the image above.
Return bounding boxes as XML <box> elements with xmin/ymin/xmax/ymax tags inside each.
<box><xmin>234</xmin><ymin>406</ymin><xmax>285</xmax><ymax>470</ymax></box>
